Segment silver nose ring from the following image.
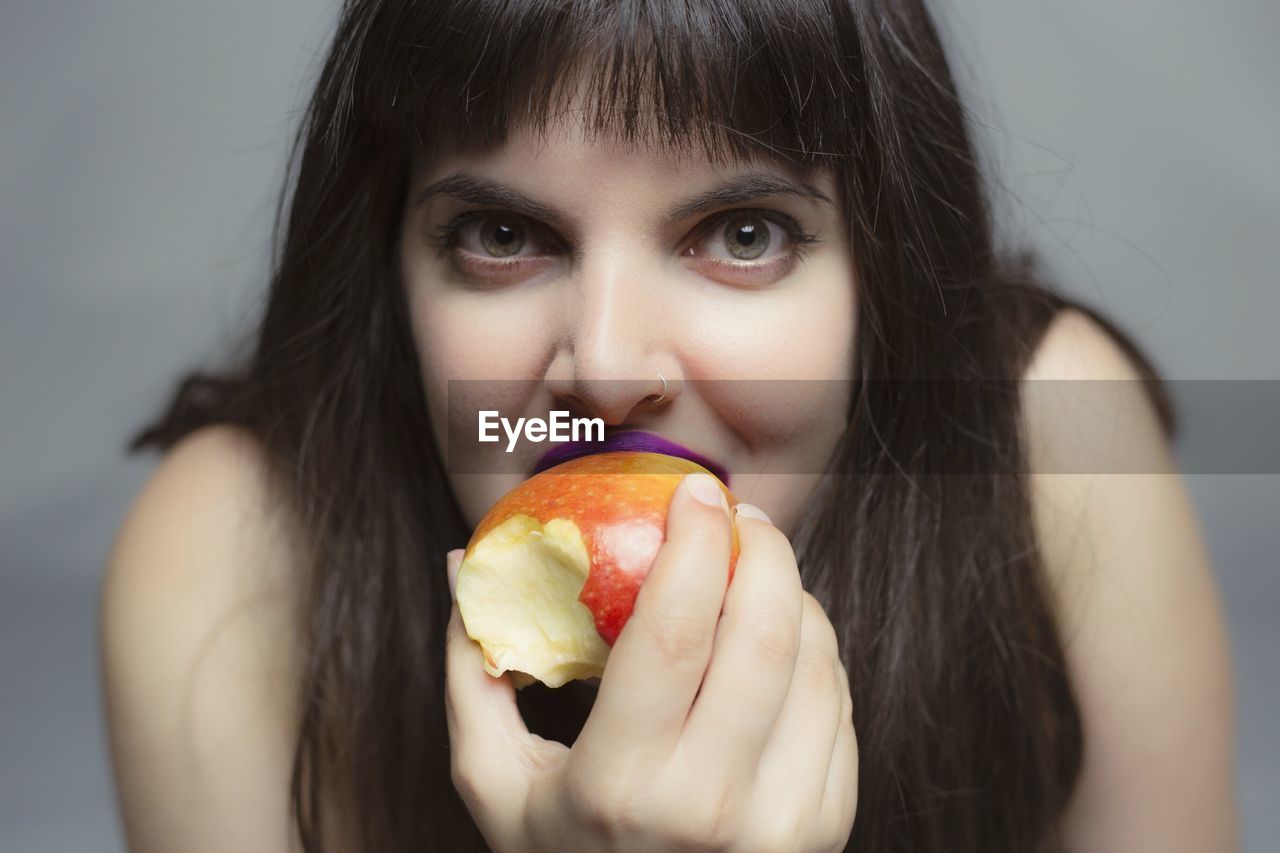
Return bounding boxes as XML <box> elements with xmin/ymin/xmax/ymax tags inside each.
<box><xmin>646</xmin><ymin>371</ymin><xmax>669</xmax><ymax>404</ymax></box>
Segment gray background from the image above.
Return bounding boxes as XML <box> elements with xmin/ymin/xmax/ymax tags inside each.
<box><xmin>1</xmin><ymin>0</ymin><xmax>1275</xmax><ymax>849</ymax></box>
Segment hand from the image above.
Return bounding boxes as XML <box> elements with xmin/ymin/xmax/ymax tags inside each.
<box><xmin>444</xmin><ymin>474</ymin><xmax>859</xmax><ymax>852</ymax></box>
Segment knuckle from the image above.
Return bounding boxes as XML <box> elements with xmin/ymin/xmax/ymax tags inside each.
<box><xmin>793</xmin><ymin>612</ymin><xmax>844</xmax><ymax>696</ymax></box>
<box><xmin>844</xmin><ymin>723</ymin><xmax>861</xmax><ymax>768</ymax></box>
<box><xmin>794</xmin><ymin>639</ymin><xmax>840</xmax><ymax>698</ymax></box>
<box><xmin>677</xmin><ymin>784</ymin><xmax>741</xmax><ymax>851</ymax></box>
<box><xmin>834</xmin><ymin>656</ymin><xmax>856</xmax><ymax>724</ymax></box>
<box><xmin>564</xmin><ymin>760</ymin><xmax>638</xmax><ymax>837</ymax></box>
<box><xmin>749</xmin><ymin>606</ymin><xmax>801</xmax><ymax>668</ymax></box>
<box><xmin>800</xmin><ymin>593</ymin><xmax>840</xmax><ymax>660</ymax></box>
<box><xmin>839</xmin><ymin>683</ymin><xmax>856</xmax><ymax>729</ymax></box>
<box><xmin>641</xmin><ymin>601</ymin><xmax>712</xmax><ymax>668</ymax></box>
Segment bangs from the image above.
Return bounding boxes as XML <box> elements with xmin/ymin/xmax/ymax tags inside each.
<box><xmin>348</xmin><ymin>0</ymin><xmax>862</xmax><ymax>171</ymax></box>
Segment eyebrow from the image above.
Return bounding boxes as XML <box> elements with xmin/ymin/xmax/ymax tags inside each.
<box><xmin>410</xmin><ymin>170</ymin><xmax>834</xmax><ymax>226</ymax></box>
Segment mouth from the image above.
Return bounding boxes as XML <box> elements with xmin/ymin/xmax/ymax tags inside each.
<box><xmin>531</xmin><ymin>429</ymin><xmax>731</xmax><ymax>487</ymax></box>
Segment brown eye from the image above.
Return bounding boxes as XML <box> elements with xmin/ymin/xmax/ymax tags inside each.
<box><xmin>479</xmin><ymin>216</ymin><xmax>526</xmax><ymax>258</ymax></box>
<box><xmin>722</xmin><ymin>215</ymin><xmax>770</xmax><ymax>260</ymax></box>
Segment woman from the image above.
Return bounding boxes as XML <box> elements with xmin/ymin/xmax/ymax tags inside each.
<box><xmin>99</xmin><ymin>0</ymin><xmax>1239</xmax><ymax>850</ymax></box>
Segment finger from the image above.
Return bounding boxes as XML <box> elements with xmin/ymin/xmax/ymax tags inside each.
<box><xmin>679</xmin><ymin>503</ymin><xmax>802</xmax><ymax>788</ymax></box>
<box><xmin>817</xmin><ymin>656</ymin><xmax>859</xmax><ymax>848</ymax></box>
<box><xmin>745</xmin><ymin>593</ymin><xmax>844</xmax><ymax>839</ymax></box>
<box><xmin>579</xmin><ymin>473</ymin><xmax>734</xmax><ymax>765</ymax></box>
<box><xmin>444</xmin><ymin>550</ymin><xmax>545</xmax><ymax>810</ymax></box>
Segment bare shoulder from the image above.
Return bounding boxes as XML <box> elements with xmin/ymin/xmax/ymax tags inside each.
<box><xmin>1020</xmin><ymin>308</ymin><xmax>1184</xmax><ymax>617</ymax></box>
<box><xmin>1023</xmin><ymin>307</ymin><xmax>1146</xmax><ymax>383</ymax></box>
<box><xmin>1020</xmin><ymin>310</ymin><xmax>1240</xmax><ymax>851</ymax></box>
<box><xmin>102</xmin><ymin>424</ymin><xmax>305</xmax><ymax>662</ymax></box>
<box><xmin>100</xmin><ymin>425</ymin><xmax>319</xmax><ymax>851</ymax></box>
<box><xmin>105</xmin><ymin>424</ymin><xmax>303</xmax><ymax>596</ymax></box>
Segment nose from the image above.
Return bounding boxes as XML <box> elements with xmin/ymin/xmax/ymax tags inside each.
<box><xmin>545</xmin><ymin>249</ymin><xmax>677</xmax><ymax>424</ymax></box>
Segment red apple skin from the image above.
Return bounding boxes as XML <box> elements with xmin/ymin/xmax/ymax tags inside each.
<box><xmin>462</xmin><ymin>450</ymin><xmax>740</xmax><ymax>646</ymax></box>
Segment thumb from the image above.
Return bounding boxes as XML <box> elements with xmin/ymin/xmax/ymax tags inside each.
<box><xmin>444</xmin><ymin>549</ymin><xmax>534</xmax><ymax>777</ymax></box>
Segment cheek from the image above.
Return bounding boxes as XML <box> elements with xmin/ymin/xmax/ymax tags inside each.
<box><xmin>402</xmin><ymin>227</ymin><xmax>557</xmax><ymax>385</ymax></box>
<box><xmin>419</xmin><ymin>289</ymin><xmax>546</xmax><ymax>376</ymax></box>
<box><xmin>408</xmin><ymin>287</ymin><xmax>554</xmax><ymax>383</ymax></box>
<box><xmin>404</xmin><ymin>272</ymin><xmax>555</xmax><ymax>524</ymax></box>
<box><xmin>683</xmin><ymin>253</ymin><xmax>856</xmax><ymax>382</ymax></box>
<box><xmin>682</xmin><ymin>252</ymin><xmax>856</xmax><ymax>445</ymax></box>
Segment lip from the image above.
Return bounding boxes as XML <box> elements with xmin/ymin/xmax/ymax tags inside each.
<box><xmin>531</xmin><ymin>429</ymin><xmax>731</xmax><ymax>487</ymax></box>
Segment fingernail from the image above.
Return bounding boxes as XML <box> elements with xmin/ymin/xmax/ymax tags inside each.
<box><xmin>447</xmin><ymin>549</ymin><xmax>464</xmax><ymax>599</ymax></box>
<box><xmin>685</xmin><ymin>473</ymin><xmax>728</xmax><ymax>512</ymax></box>
<box><xmin>734</xmin><ymin>502</ymin><xmax>772</xmax><ymax>524</ymax></box>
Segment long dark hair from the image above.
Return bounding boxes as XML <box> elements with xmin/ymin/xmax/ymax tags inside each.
<box><xmin>129</xmin><ymin>1</ymin><xmax>1175</xmax><ymax>850</ymax></box>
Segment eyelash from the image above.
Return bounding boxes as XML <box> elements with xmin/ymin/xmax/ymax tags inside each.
<box><xmin>425</xmin><ymin>208</ymin><xmax>821</xmax><ymax>268</ymax></box>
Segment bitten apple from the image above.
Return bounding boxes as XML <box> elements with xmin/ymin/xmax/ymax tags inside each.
<box><xmin>455</xmin><ymin>451</ymin><xmax>740</xmax><ymax>688</ymax></box>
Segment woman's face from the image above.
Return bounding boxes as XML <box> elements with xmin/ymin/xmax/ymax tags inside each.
<box><xmin>399</xmin><ymin>116</ymin><xmax>856</xmax><ymax>538</ymax></box>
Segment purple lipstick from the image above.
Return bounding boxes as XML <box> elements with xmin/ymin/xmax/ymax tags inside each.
<box><xmin>532</xmin><ymin>429</ymin><xmax>731</xmax><ymax>487</ymax></box>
